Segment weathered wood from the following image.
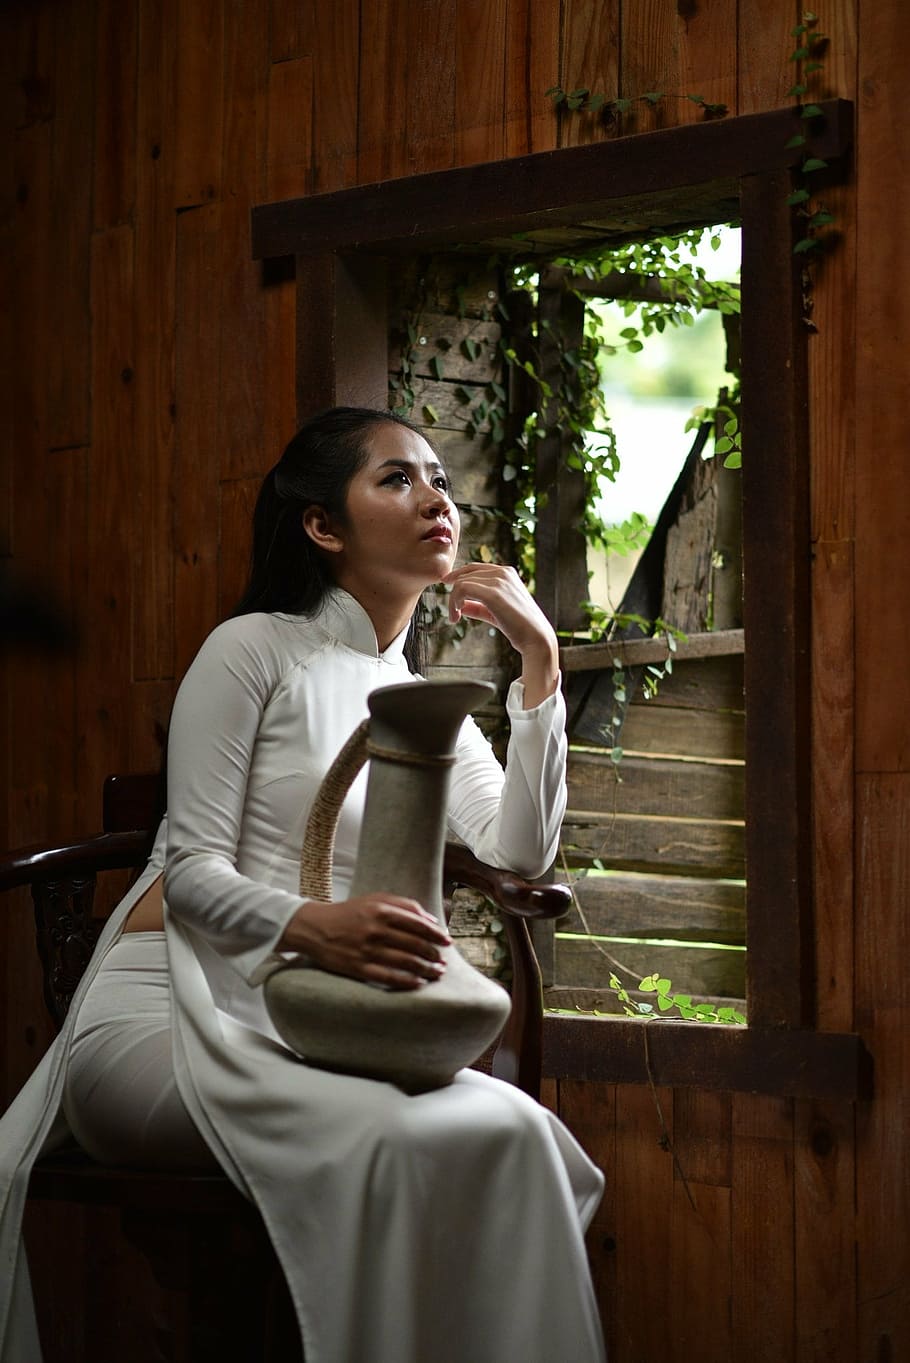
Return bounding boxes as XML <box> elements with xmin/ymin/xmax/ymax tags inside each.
<box><xmin>561</xmin><ymin>811</ymin><xmax>745</xmax><ymax>878</ymax></box>
<box><xmin>794</xmin><ymin>1099</ymin><xmax>858</xmax><ymax>1363</ymax></box>
<box><xmin>545</xmin><ymin>984</ymin><xmax>746</xmax><ymax>1018</ymax></box>
<box><xmin>251</xmin><ymin>100</ymin><xmax>854</xmax><ymax>259</ymax></box>
<box><xmin>555</xmin><ymin>935</ymin><xmax>746</xmax><ymax>997</ymax></box>
<box><xmin>455</xmin><ymin>0</ymin><xmax>507</xmax><ymax>166</ymax></box>
<box><xmin>559</xmin><ymin>0</ymin><xmax>620</xmax><ymax>149</ymax></box>
<box><xmin>503</xmin><ymin>0</ymin><xmax>560</xmax><ymax>157</ymax></box>
<box><xmin>562</xmin><ymin>870</ymin><xmax>746</xmax><ymax>943</ymax></box>
<box><xmin>92</xmin><ymin>0</ymin><xmax>138</xmax><ymax>230</ymax></box>
<box><xmin>555</xmin><ymin>1080</ymin><xmax>617</xmax><ymax>1355</ymax></box>
<box><xmin>568</xmin><ymin>749</ymin><xmax>745</xmax><ymax>820</ymax></box>
<box><xmin>614</xmin><ymin>702</ymin><xmax>744</xmax><ymax>761</ymax></box>
<box><xmin>543</xmin><ymin>1017</ymin><xmax>870</xmax><ymax>1101</ymax></box>
<box><xmin>561</xmin><ymin>628</ymin><xmax>744</xmax><ymax>671</ymax></box>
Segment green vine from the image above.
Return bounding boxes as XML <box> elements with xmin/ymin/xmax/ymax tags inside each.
<box><xmin>609</xmin><ymin>972</ymin><xmax>746</xmax><ymax>1026</ymax></box>
<box><xmin>785</xmin><ymin>12</ymin><xmax>837</xmax><ymax>258</ymax></box>
<box><xmin>545</xmin><ymin>85</ymin><xmax>728</xmax><ymax>122</ymax></box>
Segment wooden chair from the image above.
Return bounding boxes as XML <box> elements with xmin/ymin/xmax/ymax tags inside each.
<box><xmin>1</xmin><ymin>774</ymin><xmax>570</xmax><ymax>1363</ymax></box>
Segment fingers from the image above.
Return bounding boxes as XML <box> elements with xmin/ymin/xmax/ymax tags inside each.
<box><xmin>284</xmin><ymin>894</ymin><xmax>453</xmax><ymax>991</ymax></box>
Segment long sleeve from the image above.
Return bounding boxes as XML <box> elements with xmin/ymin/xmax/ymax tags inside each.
<box><xmin>446</xmin><ymin>678</ymin><xmax>568</xmax><ymax>878</ymax></box>
<box><xmin>164</xmin><ymin>617</ymin><xmax>306</xmax><ymax>985</ymax></box>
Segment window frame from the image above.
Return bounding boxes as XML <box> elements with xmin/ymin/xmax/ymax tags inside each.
<box><xmin>251</xmin><ymin>100</ymin><xmax>867</xmax><ymax>1100</ymax></box>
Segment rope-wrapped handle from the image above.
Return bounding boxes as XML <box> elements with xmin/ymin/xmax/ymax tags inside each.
<box><xmin>299</xmin><ymin>720</ymin><xmax>370</xmax><ymax>902</ymax></box>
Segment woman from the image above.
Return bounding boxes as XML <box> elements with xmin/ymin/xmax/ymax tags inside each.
<box><xmin>1</xmin><ymin>408</ymin><xmax>606</xmax><ymax>1362</ymax></box>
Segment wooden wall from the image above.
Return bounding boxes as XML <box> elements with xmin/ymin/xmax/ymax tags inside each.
<box><xmin>2</xmin><ymin>1</ymin><xmax>908</xmax><ymax>1359</ymax></box>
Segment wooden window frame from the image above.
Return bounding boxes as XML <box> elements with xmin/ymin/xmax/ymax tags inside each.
<box><xmin>251</xmin><ymin>100</ymin><xmax>868</xmax><ymax>1100</ymax></box>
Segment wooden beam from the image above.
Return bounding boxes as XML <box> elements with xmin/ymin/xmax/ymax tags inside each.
<box><xmin>561</xmin><ymin>627</ymin><xmax>744</xmax><ymax>672</ymax></box>
<box><xmin>542</xmin><ymin>1015</ymin><xmax>871</xmax><ymax>1101</ymax></box>
<box><xmin>294</xmin><ymin>253</ymin><xmax>389</xmax><ymax>420</ymax></box>
<box><xmin>251</xmin><ymin>100</ymin><xmax>853</xmax><ymax>260</ymax></box>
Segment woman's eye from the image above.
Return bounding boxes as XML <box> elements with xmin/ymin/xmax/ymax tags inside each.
<box><xmin>433</xmin><ymin>476</ymin><xmax>451</xmax><ymax>493</ymax></box>
<box><xmin>382</xmin><ymin>470</ymin><xmax>410</xmax><ymax>486</ymax></box>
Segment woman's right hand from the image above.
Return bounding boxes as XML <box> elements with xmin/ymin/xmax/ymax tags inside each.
<box><xmin>279</xmin><ymin>895</ymin><xmax>452</xmax><ymax>990</ymax></box>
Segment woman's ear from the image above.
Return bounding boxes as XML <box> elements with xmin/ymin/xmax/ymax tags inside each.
<box><xmin>302</xmin><ymin>506</ymin><xmax>344</xmax><ymax>554</ymax></box>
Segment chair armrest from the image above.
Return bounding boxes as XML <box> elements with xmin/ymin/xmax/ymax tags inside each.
<box><xmin>0</xmin><ymin>831</ymin><xmax>149</xmax><ymax>893</ymax></box>
<box><xmin>442</xmin><ymin>843</ymin><xmax>571</xmax><ymax>920</ymax></box>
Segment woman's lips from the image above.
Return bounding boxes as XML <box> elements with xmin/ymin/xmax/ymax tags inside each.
<box><xmin>422</xmin><ymin>526</ymin><xmax>452</xmax><ymax>543</ymax></box>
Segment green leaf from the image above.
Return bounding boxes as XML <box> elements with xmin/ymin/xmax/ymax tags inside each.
<box><xmin>800</xmin><ymin>103</ymin><xmax>824</xmax><ymax>118</ymax></box>
<box><xmin>610</xmin><ymin>746</ymin><xmax>624</xmax><ymax>764</ymax></box>
<box><xmin>642</xmin><ymin>90</ymin><xmax>664</xmax><ymax>105</ymax></box>
<box><xmin>804</xmin><ymin>61</ymin><xmax>823</xmax><ymax>73</ymax></box>
<box><xmin>657</xmin><ymin>994</ymin><xmax>675</xmax><ymax>1011</ymax></box>
<box><xmin>430</xmin><ymin>355</ymin><xmax>445</xmax><ymax>380</ymax></box>
<box><xmin>723</xmin><ymin>451</ymin><xmax>742</xmax><ymax>469</ymax></box>
<box><xmin>809</xmin><ymin>209</ymin><xmax>834</xmax><ymax>226</ymax></box>
<box><xmin>785</xmin><ymin>133</ymin><xmax>808</xmax><ymax>149</ymax></box>
<box><xmin>715</xmin><ymin>436</ymin><xmax>733</xmax><ymax>455</ymax></box>
<box><xmin>787</xmin><ymin>83</ymin><xmax>809</xmax><ymax>97</ymax></box>
<box><xmin>787</xmin><ymin>188</ymin><xmax>811</xmax><ymax>205</ymax></box>
<box><xmin>802</xmin><ymin>156</ymin><xmax>828</xmax><ymax>172</ymax></box>
<box><xmin>462</xmin><ymin>337</ymin><xmax>481</xmax><ymax>361</ymax></box>
<box><xmin>794</xmin><ymin>236</ymin><xmax>821</xmax><ymax>253</ymax></box>
<box><xmin>588</xmin><ymin>93</ymin><xmax>605</xmax><ymax>113</ymax></box>
<box><xmin>723</xmin><ymin>417</ymin><xmax>739</xmax><ymax>436</ymax></box>
<box><xmin>422</xmin><ymin>404</ymin><xmax>440</xmax><ymax>425</ymax></box>
<box><xmin>639</xmin><ymin>975</ymin><xmax>659</xmax><ymax>992</ymax></box>
<box><xmin>790</xmin><ymin>45</ymin><xmax>811</xmax><ymax>60</ymax></box>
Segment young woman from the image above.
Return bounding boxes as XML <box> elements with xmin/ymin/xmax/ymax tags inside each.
<box><xmin>0</xmin><ymin>408</ymin><xmax>606</xmax><ymax>1363</ymax></box>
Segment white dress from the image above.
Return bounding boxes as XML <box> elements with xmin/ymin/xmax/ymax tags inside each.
<box><xmin>0</xmin><ymin>590</ymin><xmax>606</xmax><ymax>1363</ymax></box>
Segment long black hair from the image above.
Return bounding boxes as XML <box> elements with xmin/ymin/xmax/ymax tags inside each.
<box><xmin>233</xmin><ymin>406</ymin><xmax>437</xmax><ymax>671</ymax></box>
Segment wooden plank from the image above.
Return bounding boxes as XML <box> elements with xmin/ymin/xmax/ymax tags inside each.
<box><xmin>613</xmin><ymin>1082</ymin><xmax>674</xmax><ymax>1358</ymax></box>
<box><xmin>406</xmin><ymin>313</ymin><xmax>502</xmax><ymax>383</ymax></box>
<box><xmin>174</xmin><ymin>203</ymin><xmax>222</xmax><ymax>679</ymax></box>
<box><xmin>620</xmin><ymin>0</ymin><xmax>679</xmax><ymax>135</ymax></box>
<box><xmin>562</xmin><ymin>628</ymin><xmax>745</xmax><ymax>671</ymax></box>
<box><xmin>560</xmin><ymin>0</ymin><xmax>620</xmax><ymax>149</ymax></box>
<box><xmin>217</xmin><ymin>0</ymin><xmax>269</xmax><ymax>482</ymax></box>
<box><xmin>568</xmin><ymin>749</ymin><xmax>744</xmax><ymax>819</ymax></box>
<box><xmin>132</xmin><ymin>0</ymin><xmax>177</xmax><ymax>683</ymax></box>
<box><xmin>737</xmin><ymin>0</ymin><xmax>795</xmax><ymax>115</ymax></box>
<box><xmin>425</xmin><ymin>428</ymin><xmax>500</xmax><ymax>508</ymax></box>
<box><xmin>455</xmin><ymin>0</ymin><xmax>507</xmax><ymax>166</ymax></box>
<box><xmin>543</xmin><ymin>1017</ymin><xmax>869</xmax><ymax>1102</ymax></box>
<box><xmin>404</xmin><ymin>0</ymin><xmax>456</xmax><ymax>174</ymax></box>
<box><xmin>855</xmin><ymin>773</ymin><xmax>910</xmax><ymax>1362</ymax></box>
<box><xmin>614</xmin><ymin>703</ymin><xmax>744</xmax><ymax>761</ymax></box>
<box><xmin>855</xmin><ymin>6</ymin><xmax>910</xmax><ymax>774</ymax></box>
<box><xmin>218</xmin><ymin>478</ymin><xmax>259</xmax><ymax>621</ymax></box>
<box><xmin>563</xmin><ymin>870</ymin><xmax>746</xmax><ymax>943</ymax></box>
<box><xmin>794</xmin><ymin>1100</ymin><xmax>857</xmax><ymax>1363</ymax></box>
<box><xmin>93</xmin><ymin>0</ymin><xmax>138</xmax><ymax>229</ymax></box>
<box><xmin>9</xmin><ymin>1</ymin><xmax>54</xmax><ymax>129</ymax></box>
<box><xmin>173</xmin><ymin>0</ymin><xmax>223</xmax><ymax>208</ymax></box>
<box><xmin>677</xmin><ymin>0</ymin><xmax>737</xmax><ymax>126</ymax></box>
<box><xmin>311</xmin><ymin>0</ymin><xmax>360</xmax><ymax>191</ymax></box>
<box><xmin>266</xmin><ymin>55</ymin><xmax>314</xmax><ymax>202</ymax></box>
<box><xmin>269</xmin><ymin>0</ymin><xmax>315</xmax><ymax>63</ymax></box>
<box><xmin>561</xmin><ymin>811</ymin><xmax>745</xmax><ymax>878</ymax></box>
<box><xmin>47</xmin><ymin>0</ymin><xmax>94</xmax><ymax>451</ymax></box>
<box><xmin>555</xmin><ymin>936</ymin><xmax>746</xmax><ymax>997</ymax></box>
<box><xmin>731</xmin><ymin>1094</ymin><xmax>796</xmax><ymax>1362</ymax></box>
<box><xmin>740</xmin><ymin>170</ymin><xmax>812</xmax><ymax>1029</ymax></box>
<box><xmin>670</xmin><ymin>1177</ymin><xmax>732</xmax><ymax>1354</ymax></box>
<box><xmin>356</xmin><ymin>0</ymin><xmax>409</xmax><ymax>183</ymax></box>
<box><xmin>503</xmin><ymin>0</ymin><xmax>560</xmax><ymax>157</ymax></box>
<box><xmin>78</xmin><ymin>226</ymin><xmax>136</xmax><ymax>827</ymax></box>
<box><xmin>556</xmin><ymin>1080</ymin><xmax>616</xmax><ymax>1356</ymax></box>
<box><xmin>251</xmin><ymin>100</ymin><xmax>854</xmax><ymax>259</ymax></box>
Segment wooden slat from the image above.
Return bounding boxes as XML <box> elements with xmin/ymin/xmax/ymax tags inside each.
<box><xmin>173</xmin><ymin>0</ymin><xmax>223</xmax><ymax>208</ymax></box>
<box><xmin>217</xmin><ymin>0</ymin><xmax>269</xmax><ymax>483</ymax></box>
<box><xmin>563</xmin><ymin>870</ymin><xmax>746</xmax><ymax>943</ymax></box>
<box><xmin>670</xmin><ymin>1179</ymin><xmax>732</xmax><ymax>1356</ymax></box>
<box><xmin>79</xmin><ymin>226</ymin><xmax>135</xmax><ymax>828</ymax></box>
<box><xmin>556</xmin><ymin>1079</ymin><xmax>616</xmax><ymax>1355</ymax></box>
<box><xmin>503</xmin><ymin>0</ymin><xmax>560</xmax><ymax>157</ymax></box>
<box><xmin>560</xmin><ymin>0</ymin><xmax>620</xmax><ymax>149</ymax></box>
<box><xmin>737</xmin><ymin>0</ymin><xmax>795</xmax><ymax>114</ymax></box>
<box><xmin>562</xmin><ymin>811</ymin><xmax>745</xmax><ymax>878</ymax></box>
<box><xmin>855</xmin><ymin>8</ymin><xmax>910</xmax><ymax>774</ymax></box>
<box><xmin>616</xmin><ymin>703</ymin><xmax>745</xmax><ymax>761</ymax></box>
<box><xmin>9</xmin><ymin>2</ymin><xmax>54</xmax><ymax>129</ymax></box>
<box><xmin>251</xmin><ymin>100</ymin><xmax>854</xmax><ymax>259</ymax></box>
<box><xmin>424</xmin><ymin>428</ymin><xmax>500</xmax><ymax>508</ymax></box>
<box><xmin>612</xmin><ymin>1083</ymin><xmax>674</xmax><ymax>1357</ymax></box>
<box><xmin>47</xmin><ymin>0</ymin><xmax>94</xmax><ymax>452</ymax></box>
<box><xmin>455</xmin><ymin>0</ymin><xmax>507</xmax><ymax>166</ymax></box>
<box><xmin>356</xmin><ymin>0</ymin><xmax>408</xmax><ymax>183</ymax></box>
<box><xmin>563</xmin><ymin>627</ymin><xmax>744</xmax><ymax>670</ymax></box>
<box><xmin>269</xmin><ymin>0</ymin><xmax>314</xmax><ymax>64</ymax></box>
<box><xmin>794</xmin><ymin>1100</ymin><xmax>857</xmax><ymax>1363</ymax></box>
<box><xmin>731</xmin><ymin>1095</ymin><xmax>796</xmax><ymax>1362</ymax></box>
<box><xmin>132</xmin><ymin>0</ymin><xmax>177</xmax><ymax>684</ymax></box>
<box><xmin>174</xmin><ymin>203</ymin><xmax>221</xmax><ymax>679</ymax></box>
<box><xmin>404</xmin><ymin>0</ymin><xmax>456</xmax><ymax>174</ymax></box>
<box><xmin>568</xmin><ymin>749</ymin><xmax>744</xmax><ymax>820</ymax></box>
<box><xmin>311</xmin><ymin>0</ymin><xmax>360</xmax><ymax>191</ymax></box>
<box><xmin>620</xmin><ymin>0</ymin><xmax>679</xmax><ymax>135</ymax></box>
<box><xmin>93</xmin><ymin>0</ymin><xmax>138</xmax><ymax>229</ymax></box>
<box><xmin>266</xmin><ymin>55</ymin><xmax>314</xmax><ymax>202</ymax></box>
<box><xmin>218</xmin><ymin>478</ymin><xmax>259</xmax><ymax>621</ymax></box>
<box><xmin>555</xmin><ymin>936</ymin><xmax>746</xmax><ymax>997</ymax></box>
<box><xmin>677</xmin><ymin>0</ymin><xmax>737</xmax><ymax>126</ymax></box>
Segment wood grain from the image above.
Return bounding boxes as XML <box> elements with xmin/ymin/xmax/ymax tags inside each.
<box><xmin>173</xmin><ymin>0</ymin><xmax>223</xmax><ymax>208</ymax></box>
<box><xmin>92</xmin><ymin>0</ymin><xmax>138</xmax><ymax>229</ymax></box>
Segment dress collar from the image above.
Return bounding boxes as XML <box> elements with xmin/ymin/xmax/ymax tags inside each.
<box><xmin>314</xmin><ymin>588</ymin><xmax>410</xmax><ymax>663</ymax></box>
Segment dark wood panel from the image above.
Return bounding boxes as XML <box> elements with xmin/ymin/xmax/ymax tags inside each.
<box><xmin>455</xmin><ymin>0</ymin><xmax>507</xmax><ymax>166</ymax></box>
<box><xmin>503</xmin><ymin>0</ymin><xmax>560</xmax><ymax>157</ymax></box>
<box><xmin>737</xmin><ymin>0</ymin><xmax>796</xmax><ymax>114</ymax></box>
<box><xmin>404</xmin><ymin>0</ymin><xmax>456</xmax><ymax>174</ymax></box>
<box><xmin>311</xmin><ymin>0</ymin><xmax>360</xmax><ymax>191</ymax></box>
<box><xmin>92</xmin><ymin>0</ymin><xmax>137</xmax><ymax>229</ymax></box>
<box><xmin>173</xmin><ymin>0</ymin><xmax>223</xmax><ymax>208</ymax></box>
<box><xmin>560</xmin><ymin>0</ymin><xmax>620</xmax><ymax>148</ymax></box>
<box><xmin>794</xmin><ymin>1099</ymin><xmax>858</xmax><ymax>1362</ymax></box>
<box><xmin>266</xmin><ymin>54</ymin><xmax>314</xmax><ymax>202</ymax></box>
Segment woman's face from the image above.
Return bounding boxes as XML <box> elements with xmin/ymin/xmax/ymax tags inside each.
<box><xmin>318</xmin><ymin>423</ymin><xmax>460</xmax><ymax>603</ymax></box>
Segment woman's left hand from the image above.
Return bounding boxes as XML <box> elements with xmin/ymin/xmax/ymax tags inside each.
<box><xmin>442</xmin><ymin>563</ymin><xmax>560</xmax><ymax>709</ymax></box>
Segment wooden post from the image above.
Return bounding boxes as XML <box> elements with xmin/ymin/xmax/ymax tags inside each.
<box><xmin>294</xmin><ymin>252</ymin><xmax>389</xmax><ymax>421</ymax></box>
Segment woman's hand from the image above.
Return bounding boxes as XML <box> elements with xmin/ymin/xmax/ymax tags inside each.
<box><xmin>280</xmin><ymin>894</ymin><xmax>452</xmax><ymax>990</ymax></box>
<box><xmin>443</xmin><ymin>563</ymin><xmax>560</xmax><ymax>708</ymax></box>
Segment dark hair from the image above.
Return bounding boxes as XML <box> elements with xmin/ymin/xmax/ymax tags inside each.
<box><xmin>233</xmin><ymin>406</ymin><xmax>434</xmax><ymax>670</ymax></box>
